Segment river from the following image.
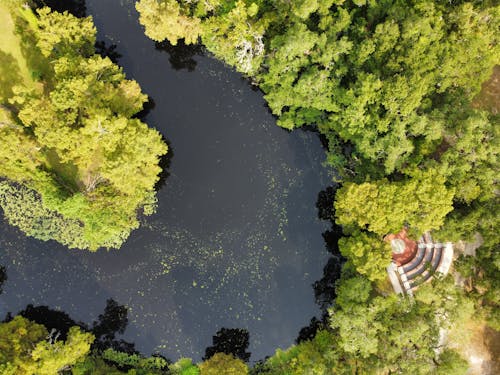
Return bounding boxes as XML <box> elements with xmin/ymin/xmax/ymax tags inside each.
<box><xmin>0</xmin><ymin>0</ymin><xmax>335</xmax><ymax>362</ymax></box>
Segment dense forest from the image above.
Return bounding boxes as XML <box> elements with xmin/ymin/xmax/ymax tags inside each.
<box><xmin>0</xmin><ymin>0</ymin><xmax>499</xmax><ymax>374</ymax></box>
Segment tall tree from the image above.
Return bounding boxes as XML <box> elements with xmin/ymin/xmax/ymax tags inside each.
<box><xmin>0</xmin><ymin>5</ymin><xmax>168</xmax><ymax>250</ymax></box>
<box><xmin>0</xmin><ymin>316</ymin><xmax>93</xmax><ymax>375</ymax></box>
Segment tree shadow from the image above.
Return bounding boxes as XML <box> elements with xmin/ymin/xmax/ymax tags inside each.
<box><xmin>296</xmin><ymin>316</ymin><xmax>325</xmax><ymax>344</ymax></box>
<box><xmin>154</xmin><ymin>135</ymin><xmax>173</xmax><ymax>192</ymax></box>
<box><xmin>95</xmin><ymin>40</ymin><xmax>122</xmax><ymax>64</ymax></box>
<box><xmin>0</xmin><ymin>51</ymin><xmax>23</xmax><ymax>102</ymax></box>
<box><xmin>0</xmin><ymin>265</ymin><xmax>6</xmax><ymax>295</ymax></box>
<box><xmin>133</xmin><ymin>96</ymin><xmax>156</xmax><ymax>120</ymax></box>
<box><xmin>31</xmin><ymin>0</ymin><xmax>86</xmax><ymax>18</ymax></box>
<box><xmin>17</xmin><ymin>304</ymin><xmax>83</xmax><ymax>340</ymax></box>
<box><xmin>316</xmin><ymin>185</ymin><xmax>337</xmax><ymax>221</ymax></box>
<box><xmin>313</xmin><ymin>256</ymin><xmax>344</xmax><ymax>313</ymax></box>
<box><xmin>294</xmin><ymin>186</ymin><xmax>346</xmax><ymax>343</ymax></box>
<box><xmin>203</xmin><ymin>327</ymin><xmax>251</xmax><ymax>362</ymax></box>
<box><xmin>155</xmin><ymin>40</ymin><xmax>203</xmax><ymax>72</ymax></box>
<box><xmin>313</xmin><ymin>186</ymin><xmax>345</xmax><ymax>313</ymax></box>
<box><xmin>3</xmin><ymin>298</ymin><xmax>136</xmax><ymax>353</ymax></box>
<box><xmin>91</xmin><ymin>298</ymin><xmax>136</xmax><ymax>353</ymax></box>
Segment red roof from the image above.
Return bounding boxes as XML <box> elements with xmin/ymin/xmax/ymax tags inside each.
<box><xmin>385</xmin><ymin>228</ymin><xmax>417</xmax><ymax>266</ymax></box>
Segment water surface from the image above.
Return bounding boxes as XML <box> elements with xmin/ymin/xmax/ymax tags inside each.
<box><xmin>0</xmin><ymin>0</ymin><xmax>333</xmax><ymax>361</ymax></box>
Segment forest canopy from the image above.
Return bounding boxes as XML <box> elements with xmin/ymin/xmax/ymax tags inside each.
<box><xmin>0</xmin><ymin>0</ymin><xmax>498</xmax><ymax>373</ymax></box>
<box><xmin>136</xmin><ymin>0</ymin><xmax>499</xmax><ymax>284</ymax></box>
<box><xmin>0</xmin><ymin>2</ymin><xmax>167</xmax><ymax>250</ymax></box>
<box><xmin>134</xmin><ymin>0</ymin><xmax>500</xmax><ymax>371</ymax></box>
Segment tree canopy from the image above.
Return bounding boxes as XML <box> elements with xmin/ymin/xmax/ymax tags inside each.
<box><xmin>0</xmin><ymin>316</ymin><xmax>93</xmax><ymax>375</ymax></box>
<box><xmin>135</xmin><ymin>0</ymin><xmax>499</xmax><ymax>371</ymax></box>
<box><xmin>0</xmin><ymin>3</ymin><xmax>167</xmax><ymax>250</ymax></box>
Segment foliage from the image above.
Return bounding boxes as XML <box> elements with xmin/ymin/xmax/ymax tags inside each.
<box><xmin>338</xmin><ymin>231</ymin><xmax>392</xmax><ymax>281</ymax></box>
<box><xmin>198</xmin><ymin>353</ymin><xmax>248</xmax><ymax>375</ymax></box>
<box><xmin>435</xmin><ymin>349</ymin><xmax>469</xmax><ymax>375</ymax></box>
<box><xmin>135</xmin><ymin>0</ymin><xmax>201</xmax><ymax>45</ymax></box>
<box><xmin>169</xmin><ymin>358</ymin><xmax>200</xmax><ymax>375</ymax></box>
<box><xmin>0</xmin><ymin>181</ymin><xmax>88</xmax><ymax>248</ymax></box>
<box><xmin>0</xmin><ymin>5</ymin><xmax>168</xmax><ymax>250</ymax></box>
<box><xmin>101</xmin><ymin>349</ymin><xmax>167</xmax><ymax>374</ymax></box>
<box><xmin>136</xmin><ymin>0</ymin><xmax>499</xmax><ymax>172</ymax></box>
<box><xmin>335</xmin><ymin>168</ymin><xmax>455</xmax><ymax>236</ymax></box>
<box><xmin>0</xmin><ymin>316</ymin><xmax>93</xmax><ymax>375</ymax></box>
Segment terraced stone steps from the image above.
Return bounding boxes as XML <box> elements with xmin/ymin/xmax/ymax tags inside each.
<box><xmin>387</xmin><ymin>233</ymin><xmax>454</xmax><ymax>296</ymax></box>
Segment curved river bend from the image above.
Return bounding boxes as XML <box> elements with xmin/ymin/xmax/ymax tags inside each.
<box><xmin>0</xmin><ymin>0</ymin><xmax>334</xmax><ymax>362</ymax></box>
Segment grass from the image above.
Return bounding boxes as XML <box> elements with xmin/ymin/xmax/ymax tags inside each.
<box><xmin>0</xmin><ymin>3</ymin><xmax>37</xmax><ymax>102</ymax></box>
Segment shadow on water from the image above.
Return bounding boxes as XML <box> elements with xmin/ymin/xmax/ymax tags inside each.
<box><xmin>155</xmin><ymin>40</ymin><xmax>204</xmax><ymax>72</ymax></box>
<box><xmin>154</xmin><ymin>135</ymin><xmax>173</xmax><ymax>192</ymax></box>
<box><xmin>134</xmin><ymin>96</ymin><xmax>156</xmax><ymax>120</ymax></box>
<box><xmin>32</xmin><ymin>0</ymin><xmax>86</xmax><ymax>17</ymax></box>
<box><xmin>296</xmin><ymin>317</ymin><xmax>325</xmax><ymax>344</ymax></box>
<box><xmin>313</xmin><ymin>185</ymin><xmax>345</xmax><ymax>313</ymax></box>
<box><xmin>204</xmin><ymin>327</ymin><xmax>251</xmax><ymax>362</ymax></box>
<box><xmin>294</xmin><ymin>186</ymin><xmax>345</xmax><ymax>343</ymax></box>
<box><xmin>95</xmin><ymin>40</ymin><xmax>122</xmax><ymax>64</ymax></box>
<box><xmin>92</xmin><ymin>298</ymin><xmax>135</xmax><ymax>353</ymax></box>
<box><xmin>0</xmin><ymin>265</ymin><xmax>6</xmax><ymax>295</ymax></box>
<box><xmin>3</xmin><ymin>299</ymin><xmax>137</xmax><ymax>354</ymax></box>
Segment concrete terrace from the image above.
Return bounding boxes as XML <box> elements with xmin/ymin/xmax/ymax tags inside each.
<box><xmin>387</xmin><ymin>231</ymin><xmax>454</xmax><ymax>297</ymax></box>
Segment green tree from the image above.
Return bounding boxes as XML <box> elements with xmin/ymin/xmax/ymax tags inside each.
<box><xmin>338</xmin><ymin>232</ymin><xmax>392</xmax><ymax>281</ymax></box>
<box><xmin>135</xmin><ymin>0</ymin><xmax>201</xmax><ymax>44</ymax></box>
<box><xmin>101</xmin><ymin>349</ymin><xmax>167</xmax><ymax>374</ymax></box>
<box><xmin>435</xmin><ymin>349</ymin><xmax>469</xmax><ymax>375</ymax></box>
<box><xmin>169</xmin><ymin>358</ymin><xmax>200</xmax><ymax>375</ymax></box>
<box><xmin>198</xmin><ymin>353</ymin><xmax>248</xmax><ymax>375</ymax></box>
<box><xmin>0</xmin><ymin>316</ymin><xmax>93</xmax><ymax>375</ymax></box>
<box><xmin>0</xmin><ymin>5</ymin><xmax>168</xmax><ymax>250</ymax></box>
<box><xmin>335</xmin><ymin>168</ymin><xmax>454</xmax><ymax>236</ymax></box>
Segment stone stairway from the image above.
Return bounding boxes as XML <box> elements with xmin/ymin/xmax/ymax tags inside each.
<box><xmin>387</xmin><ymin>233</ymin><xmax>453</xmax><ymax>296</ymax></box>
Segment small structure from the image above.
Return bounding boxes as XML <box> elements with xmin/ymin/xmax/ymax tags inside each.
<box><xmin>386</xmin><ymin>229</ymin><xmax>453</xmax><ymax>297</ymax></box>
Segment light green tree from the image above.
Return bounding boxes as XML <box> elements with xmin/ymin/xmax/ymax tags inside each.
<box><xmin>0</xmin><ymin>6</ymin><xmax>168</xmax><ymax>250</ymax></box>
<box><xmin>335</xmin><ymin>168</ymin><xmax>455</xmax><ymax>236</ymax></box>
<box><xmin>198</xmin><ymin>353</ymin><xmax>248</xmax><ymax>375</ymax></box>
<box><xmin>136</xmin><ymin>0</ymin><xmax>201</xmax><ymax>44</ymax></box>
<box><xmin>0</xmin><ymin>316</ymin><xmax>93</xmax><ymax>375</ymax></box>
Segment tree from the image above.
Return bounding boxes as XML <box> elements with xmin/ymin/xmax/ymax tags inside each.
<box><xmin>136</xmin><ymin>0</ymin><xmax>201</xmax><ymax>45</ymax></box>
<box><xmin>198</xmin><ymin>353</ymin><xmax>248</xmax><ymax>375</ymax></box>
<box><xmin>203</xmin><ymin>328</ymin><xmax>251</xmax><ymax>362</ymax></box>
<box><xmin>169</xmin><ymin>358</ymin><xmax>200</xmax><ymax>375</ymax></box>
<box><xmin>0</xmin><ymin>316</ymin><xmax>93</xmax><ymax>375</ymax></box>
<box><xmin>101</xmin><ymin>349</ymin><xmax>168</xmax><ymax>374</ymax></box>
<box><xmin>0</xmin><ymin>5</ymin><xmax>168</xmax><ymax>250</ymax></box>
<box><xmin>436</xmin><ymin>108</ymin><xmax>499</xmax><ymax>203</ymax></box>
<box><xmin>335</xmin><ymin>168</ymin><xmax>455</xmax><ymax>236</ymax></box>
<box><xmin>137</xmin><ymin>0</ymin><xmax>499</xmax><ymax>173</ymax></box>
<box><xmin>435</xmin><ymin>349</ymin><xmax>469</xmax><ymax>375</ymax></box>
<box><xmin>338</xmin><ymin>232</ymin><xmax>392</xmax><ymax>281</ymax></box>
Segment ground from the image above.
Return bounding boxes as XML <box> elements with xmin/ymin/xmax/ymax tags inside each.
<box><xmin>447</xmin><ymin>320</ymin><xmax>500</xmax><ymax>375</ymax></box>
<box><xmin>0</xmin><ymin>2</ymin><xmax>37</xmax><ymax>102</ymax></box>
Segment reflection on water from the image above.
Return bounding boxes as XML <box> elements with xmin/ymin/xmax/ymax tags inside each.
<box><xmin>5</xmin><ymin>300</ymin><xmax>137</xmax><ymax>354</ymax></box>
<box><xmin>155</xmin><ymin>40</ymin><xmax>204</xmax><ymax>72</ymax></box>
<box><xmin>204</xmin><ymin>327</ymin><xmax>251</xmax><ymax>362</ymax></box>
<box><xmin>0</xmin><ymin>0</ymin><xmax>338</xmax><ymax>362</ymax></box>
<box><xmin>0</xmin><ymin>265</ymin><xmax>6</xmax><ymax>295</ymax></box>
<box><xmin>95</xmin><ymin>40</ymin><xmax>122</xmax><ymax>64</ymax></box>
<box><xmin>32</xmin><ymin>0</ymin><xmax>86</xmax><ymax>17</ymax></box>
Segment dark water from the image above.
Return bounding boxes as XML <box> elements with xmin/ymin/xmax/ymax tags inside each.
<box><xmin>0</xmin><ymin>0</ymin><xmax>334</xmax><ymax>362</ymax></box>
